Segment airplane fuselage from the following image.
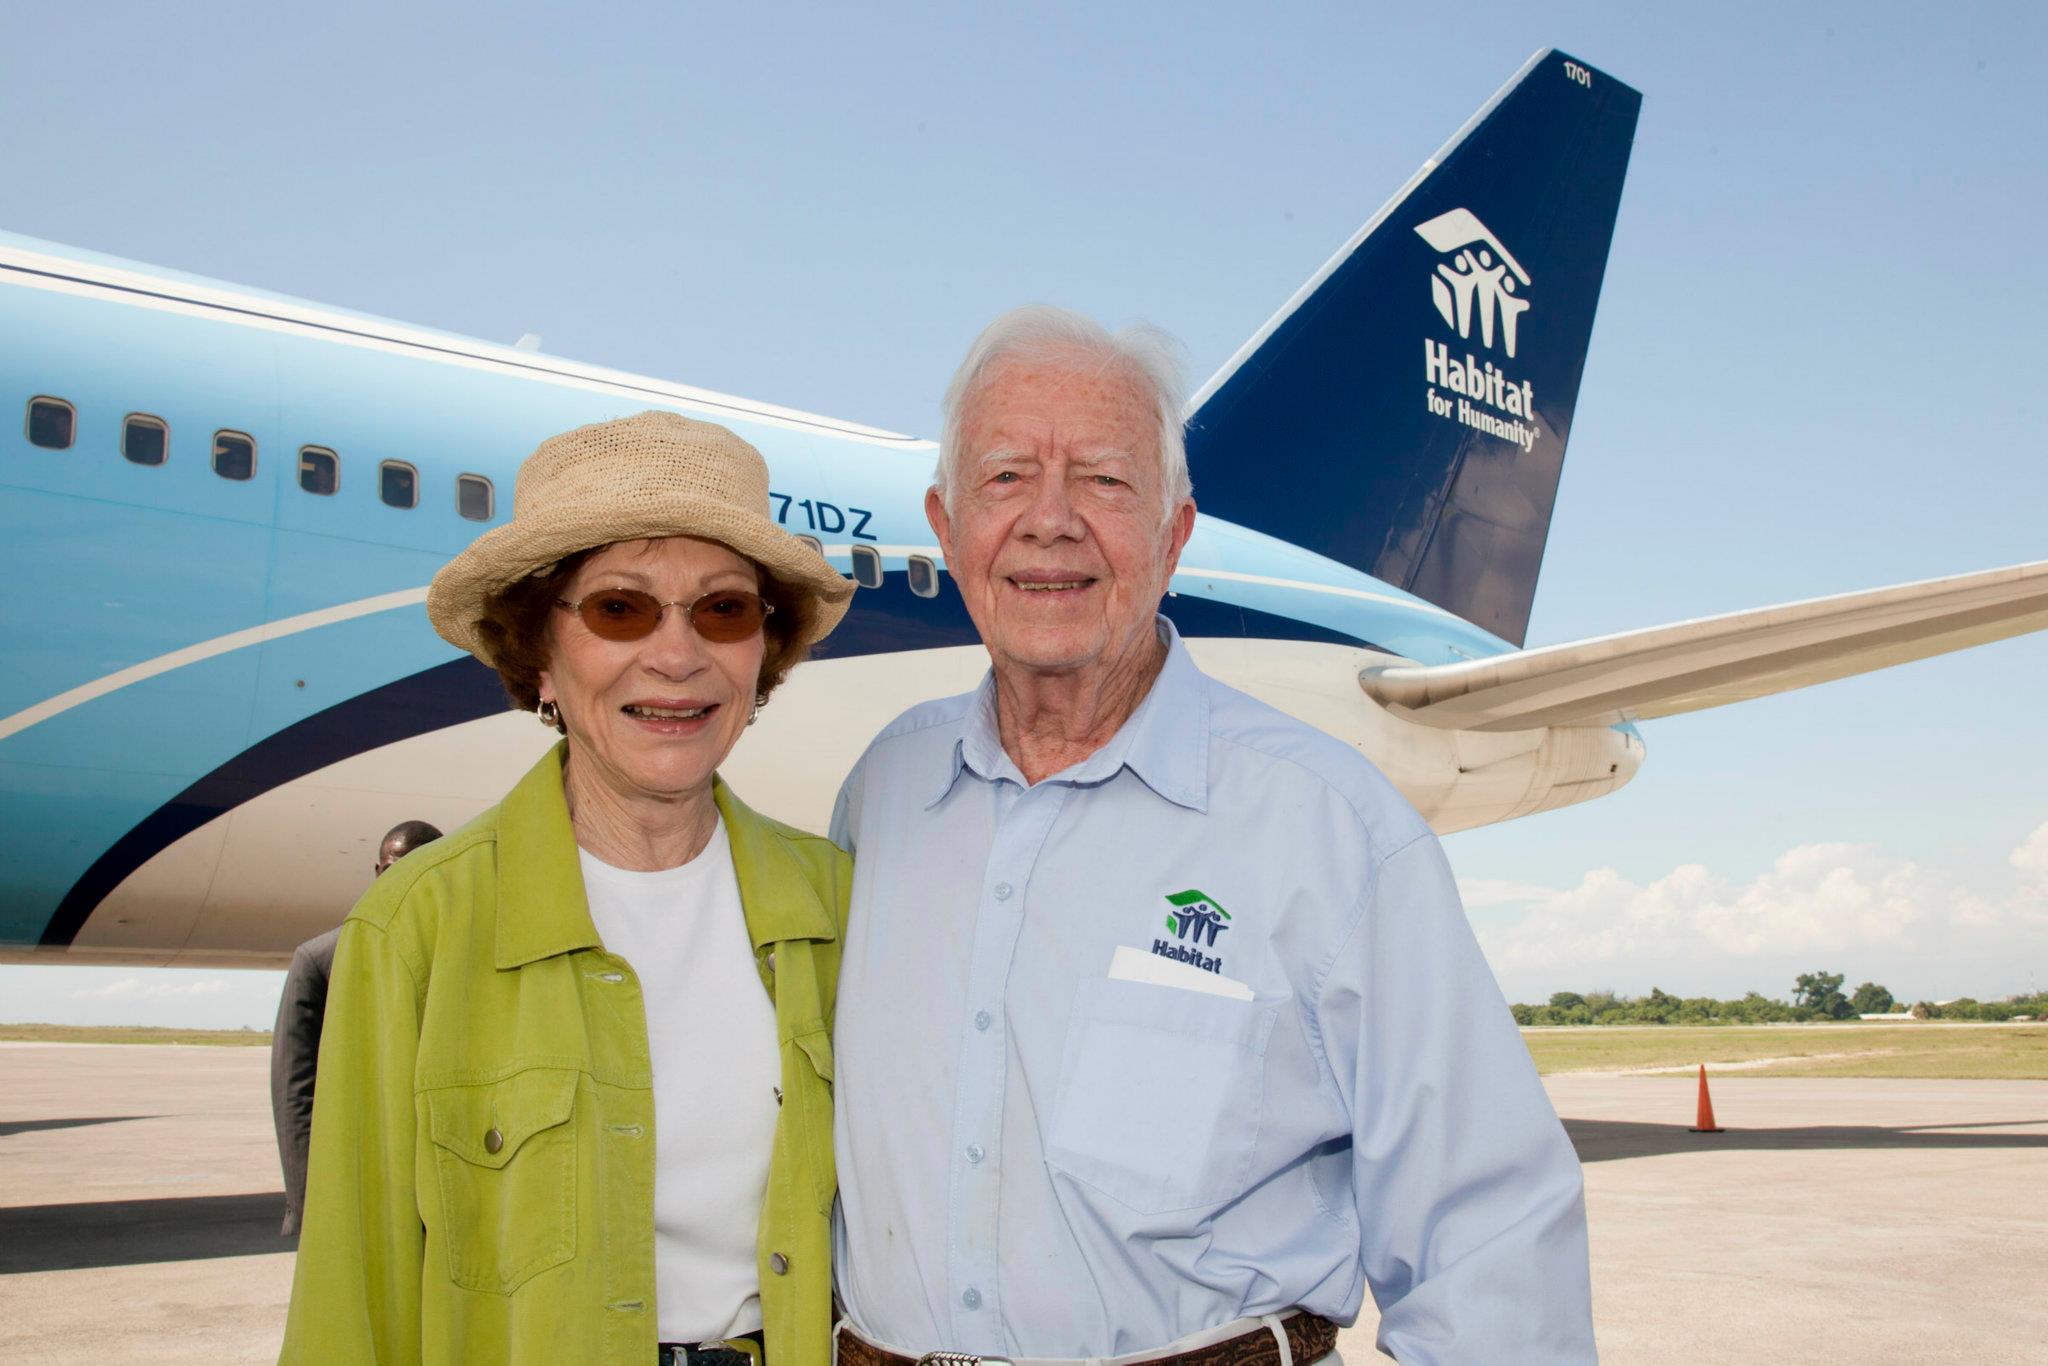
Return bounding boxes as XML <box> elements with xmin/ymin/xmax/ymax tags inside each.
<box><xmin>0</xmin><ymin>232</ymin><xmax>1642</xmax><ymax>966</ymax></box>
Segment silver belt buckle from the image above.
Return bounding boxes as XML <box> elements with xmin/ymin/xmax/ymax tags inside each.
<box><xmin>914</xmin><ymin>1355</ymin><xmax>1013</xmax><ymax>1366</ymax></box>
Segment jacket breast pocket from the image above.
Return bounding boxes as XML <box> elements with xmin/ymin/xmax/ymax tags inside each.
<box><xmin>424</xmin><ymin>1067</ymin><xmax>579</xmax><ymax>1294</ymax></box>
<box><xmin>1044</xmin><ymin>977</ymin><xmax>1278</xmax><ymax>1214</ymax></box>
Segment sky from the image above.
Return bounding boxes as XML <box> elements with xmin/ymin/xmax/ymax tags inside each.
<box><xmin>1</xmin><ymin>0</ymin><xmax>2044</xmax><ymax>1026</ymax></box>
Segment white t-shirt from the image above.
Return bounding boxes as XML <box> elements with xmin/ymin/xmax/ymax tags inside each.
<box><xmin>580</xmin><ymin>818</ymin><xmax>781</xmax><ymax>1344</ymax></box>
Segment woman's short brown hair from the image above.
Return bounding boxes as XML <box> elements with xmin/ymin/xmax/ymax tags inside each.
<box><xmin>473</xmin><ymin>545</ymin><xmax>812</xmax><ymax>731</ymax></box>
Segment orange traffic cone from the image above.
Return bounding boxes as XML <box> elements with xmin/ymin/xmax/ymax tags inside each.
<box><xmin>1689</xmin><ymin>1063</ymin><xmax>1724</xmax><ymax>1133</ymax></box>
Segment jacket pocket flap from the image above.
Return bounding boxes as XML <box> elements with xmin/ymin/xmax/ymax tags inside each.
<box><xmin>792</xmin><ymin>1028</ymin><xmax>834</xmax><ymax>1083</ymax></box>
<box><xmin>426</xmin><ymin>1068</ymin><xmax>578</xmax><ymax>1169</ymax></box>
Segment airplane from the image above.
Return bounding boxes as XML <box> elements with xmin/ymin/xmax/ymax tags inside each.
<box><xmin>2</xmin><ymin>48</ymin><xmax>2043</xmax><ymax>969</ymax></box>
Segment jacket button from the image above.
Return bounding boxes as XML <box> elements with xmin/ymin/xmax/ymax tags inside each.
<box><xmin>766</xmin><ymin>950</ymin><xmax>777</xmax><ymax>972</ymax></box>
<box><xmin>769</xmin><ymin>1252</ymin><xmax>789</xmax><ymax>1275</ymax></box>
<box><xmin>484</xmin><ymin>1127</ymin><xmax>504</xmax><ymax>1154</ymax></box>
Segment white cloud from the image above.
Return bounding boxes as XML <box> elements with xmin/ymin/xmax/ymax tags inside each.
<box><xmin>2012</xmin><ymin>820</ymin><xmax>2048</xmax><ymax>885</ymax></box>
<box><xmin>1456</xmin><ymin>877</ymin><xmax>1558</xmax><ymax>908</ymax></box>
<box><xmin>70</xmin><ymin>976</ymin><xmax>236</xmax><ymax>1001</ymax></box>
<box><xmin>1474</xmin><ymin>819</ymin><xmax>2048</xmax><ymax>999</ymax></box>
<box><xmin>1</xmin><ymin>965</ymin><xmax>288</xmax><ymax>1031</ymax></box>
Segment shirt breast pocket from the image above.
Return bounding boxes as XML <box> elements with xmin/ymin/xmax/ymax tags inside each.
<box><xmin>424</xmin><ymin>1067</ymin><xmax>579</xmax><ymax>1294</ymax></box>
<box><xmin>1044</xmin><ymin>977</ymin><xmax>1278</xmax><ymax>1214</ymax></box>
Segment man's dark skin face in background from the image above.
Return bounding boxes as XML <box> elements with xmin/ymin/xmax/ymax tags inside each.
<box><xmin>373</xmin><ymin>819</ymin><xmax>442</xmax><ymax>877</ymax></box>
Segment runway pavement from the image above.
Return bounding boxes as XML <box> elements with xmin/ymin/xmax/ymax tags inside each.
<box><xmin>2</xmin><ymin>1043</ymin><xmax>2044</xmax><ymax>1364</ymax></box>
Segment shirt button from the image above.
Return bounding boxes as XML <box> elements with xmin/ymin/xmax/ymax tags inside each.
<box><xmin>769</xmin><ymin>1252</ymin><xmax>790</xmax><ymax>1275</ymax></box>
<box><xmin>993</xmin><ymin>882</ymin><xmax>1013</xmax><ymax>901</ymax></box>
<box><xmin>965</xmin><ymin>1143</ymin><xmax>984</xmax><ymax>1164</ymax></box>
<box><xmin>973</xmin><ymin>1010</ymin><xmax>992</xmax><ymax>1032</ymax></box>
<box><xmin>961</xmin><ymin>1288</ymin><xmax>982</xmax><ymax>1310</ymax></box>
<box><xmin>484</xmin><ymin>1127</ymin><xmax>504</xmax><ymax>1155</ymax></box>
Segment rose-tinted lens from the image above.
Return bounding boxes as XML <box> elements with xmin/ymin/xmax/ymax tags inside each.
<box><xmin>578</xmin><ymin>588</ymin><xmax>662</xmax><ymax>640</ymax></box>
<box><xmin>690</xmin><ymin>590</ymin><xmax>767</xmax><ymax>643</ymax></box>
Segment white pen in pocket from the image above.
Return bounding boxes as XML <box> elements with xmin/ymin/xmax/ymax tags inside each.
<box><xmin>1107</xmin><ymin>945</ymin><xmax>1255</xmax><ymax>1001</ymax></box>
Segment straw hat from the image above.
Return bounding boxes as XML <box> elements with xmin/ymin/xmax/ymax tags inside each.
<box><xmin>428</xmin><ymin>411</ymin><xmax>854</xmax><ymax>663</ymax></box>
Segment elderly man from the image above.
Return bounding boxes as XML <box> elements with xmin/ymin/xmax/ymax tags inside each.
<box><xmin>270</xmin><ymin>818</ymin><xmax>441</xmax><ymax>1236</ymax></box>
<box><xmin>830</xmin><ymin>307</ymin><xmax>1594</xmax><ymax>1365</ymax></box>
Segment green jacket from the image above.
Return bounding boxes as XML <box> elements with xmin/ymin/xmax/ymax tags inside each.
<box><xmin>280</xmin><ymin>744</ymin><xmax>848</xmax><ymax>1366</ymax></box>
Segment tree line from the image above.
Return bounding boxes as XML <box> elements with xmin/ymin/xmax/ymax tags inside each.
<box><xmin>1510</xmin><ymin>971</ymin><xmax>2048</xmax><ymax>1026</ymax></box>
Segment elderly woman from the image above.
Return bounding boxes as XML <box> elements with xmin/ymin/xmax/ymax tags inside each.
<box><xmin>280</xmin><ymin>412</ymin><xmax>855</xmax><ymax>1366</ymax></box>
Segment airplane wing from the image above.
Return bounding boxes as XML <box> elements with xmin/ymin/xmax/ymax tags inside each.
<box><xmin>1360</xmin><ymin>559</ymin><xmax>2048</xmax><ymax>732</ymax></box>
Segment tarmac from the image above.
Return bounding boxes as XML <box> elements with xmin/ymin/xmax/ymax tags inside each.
<box><xmin>2</xmin><ymin>1043</ymin><xmax>2044</xmax><ymax>1365</ymax></box>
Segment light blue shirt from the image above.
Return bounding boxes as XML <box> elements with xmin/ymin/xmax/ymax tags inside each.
<box><xmin>830</xmin><ymin>621</ymin><xmax>1594</xmax><ymax>1365</ymax></box>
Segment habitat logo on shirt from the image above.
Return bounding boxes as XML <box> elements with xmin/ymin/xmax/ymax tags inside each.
<box><xmin>1153</xmin><ymin>889</ymin><xmax>1229</xmax><ymax>974</ymax></box>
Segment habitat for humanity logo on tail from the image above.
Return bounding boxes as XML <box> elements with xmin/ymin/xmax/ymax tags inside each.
<box><xmin>1416</xmin><ymin>207</ymin><xmax>1541</xmax><ymax>453</ymax></box>
<box><xmin>1154</xmin><ymin>889</ymin><xmax>1229</xmax><ymax>974</ymax></box>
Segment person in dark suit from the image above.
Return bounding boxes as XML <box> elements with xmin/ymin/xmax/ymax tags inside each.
<box><xmin>271</xmin><ymin>819</ymin><xmax>442</xmax><ymax>1235</ymax></box>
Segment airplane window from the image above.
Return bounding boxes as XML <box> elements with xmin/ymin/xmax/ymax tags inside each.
<box><xmin>379</xmin><ymin>460</ymin><xmax>418</xmax><ymax>509</ymax></box>
<box><xmin>26</xmin><ymin>397</ymin><xmax>74</xmax><ymax>450</ymax></box>
<box><xmin>212</xmin><ymin>430</ymin><xmax>255</xmax><ymax>480</ymax></box>
<box><xmin>456</xmin><ymin>473</ymin><xmax>493</xmax><ymax>521</ymax></box>
<box><xmin>850</xmin><ymin>544</ymin><xmax>884</xmax><ymax>590</ymax></box>
<box><xmin>122</xmin><ymin>414</ymin><xmax>168</xmax><ymax>466</ymax></box>
<box><xmin>796</xmin><ymin>534</ymin><xmax>824</xmax><ymax>557</ymax></box>
<box><xmin>907</xmin><ymin>554</ymin><xmax>940</xmax><ymax>598</ymax></box>
<box><xmin>298</xmin><ymin>446</ymin><xmax>338</xmax><ymax>495</ymax></box>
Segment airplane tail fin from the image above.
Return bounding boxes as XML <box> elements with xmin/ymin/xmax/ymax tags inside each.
<box><xmin>1184</xmin><ymin>49</ymin><xmax>1641</xmax><ymax>647</ymax></box>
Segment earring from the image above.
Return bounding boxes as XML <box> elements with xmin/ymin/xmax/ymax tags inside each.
<box><xmin>537</xmin><ymin>699</ymin><xmax>561</xmax><ymax>729</ymax></box>
<box><xmin>747</xmin><ymin>691</ymin><xmax>767</xmax><ymax>726</ymax></box>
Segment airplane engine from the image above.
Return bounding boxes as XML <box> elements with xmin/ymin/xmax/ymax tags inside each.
<box><xmin>1430</xmin><ymin>722</ymin><xmax>1643</xmax><ymax>833</ymax></box>
<box><xmin>1179</xmin><ymin>639</ymin><xmax>1643</xmax><ymax>836</ymax></box>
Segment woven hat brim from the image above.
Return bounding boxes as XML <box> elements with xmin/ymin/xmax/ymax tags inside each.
<box><xmin>427</xmin><ymin>498</ymin><xmax>854</xmax><ymax>666</ymax></box>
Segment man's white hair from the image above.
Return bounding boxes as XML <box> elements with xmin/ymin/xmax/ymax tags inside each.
<box><xmin>935</xmin><ymin>305</ymin><xmax>1193</xmax><ymax>522</ymax></box>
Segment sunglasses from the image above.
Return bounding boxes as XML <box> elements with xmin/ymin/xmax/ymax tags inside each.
<box><xmin>555</xmin><ymin>587</ymin><xmax>774</xmax><ymax>644</ymax></box>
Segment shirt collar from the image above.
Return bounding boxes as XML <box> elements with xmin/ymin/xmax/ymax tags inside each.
<box><xmin>495</xmin><ymin>743</ymin><xmax>837</xmax><ymax>970</ymax></box>
<box><xmin>715</xmin><ymin>777</ymin><xmax>842</xmax><ymax>950</ymax></box>
<box><xmin>495</xmin><ymin>742</ymin><xmax>602</xmax><ymax>969</ymax></box>
<box><xmin>928</xmin><ymin>616</ymin><xmax>1210</xmax><ymax>813</ymax></box>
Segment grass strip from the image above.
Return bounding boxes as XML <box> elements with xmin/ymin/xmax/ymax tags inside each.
<box><xmin>0</xmin><ymin>1023</ymin><xmax>271</xmax><ymax>1046</ymax></box>
<box><xmin>1523</xmin><ymin>1023</ymin><xmax>2048</xmax><ymax>1079</ymax></box>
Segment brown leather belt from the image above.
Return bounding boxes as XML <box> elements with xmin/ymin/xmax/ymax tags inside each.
<box><xmin>836</xmin><ymin>1312</ymin><xmax>1338</xmax><ymax>1366</ymax></box>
